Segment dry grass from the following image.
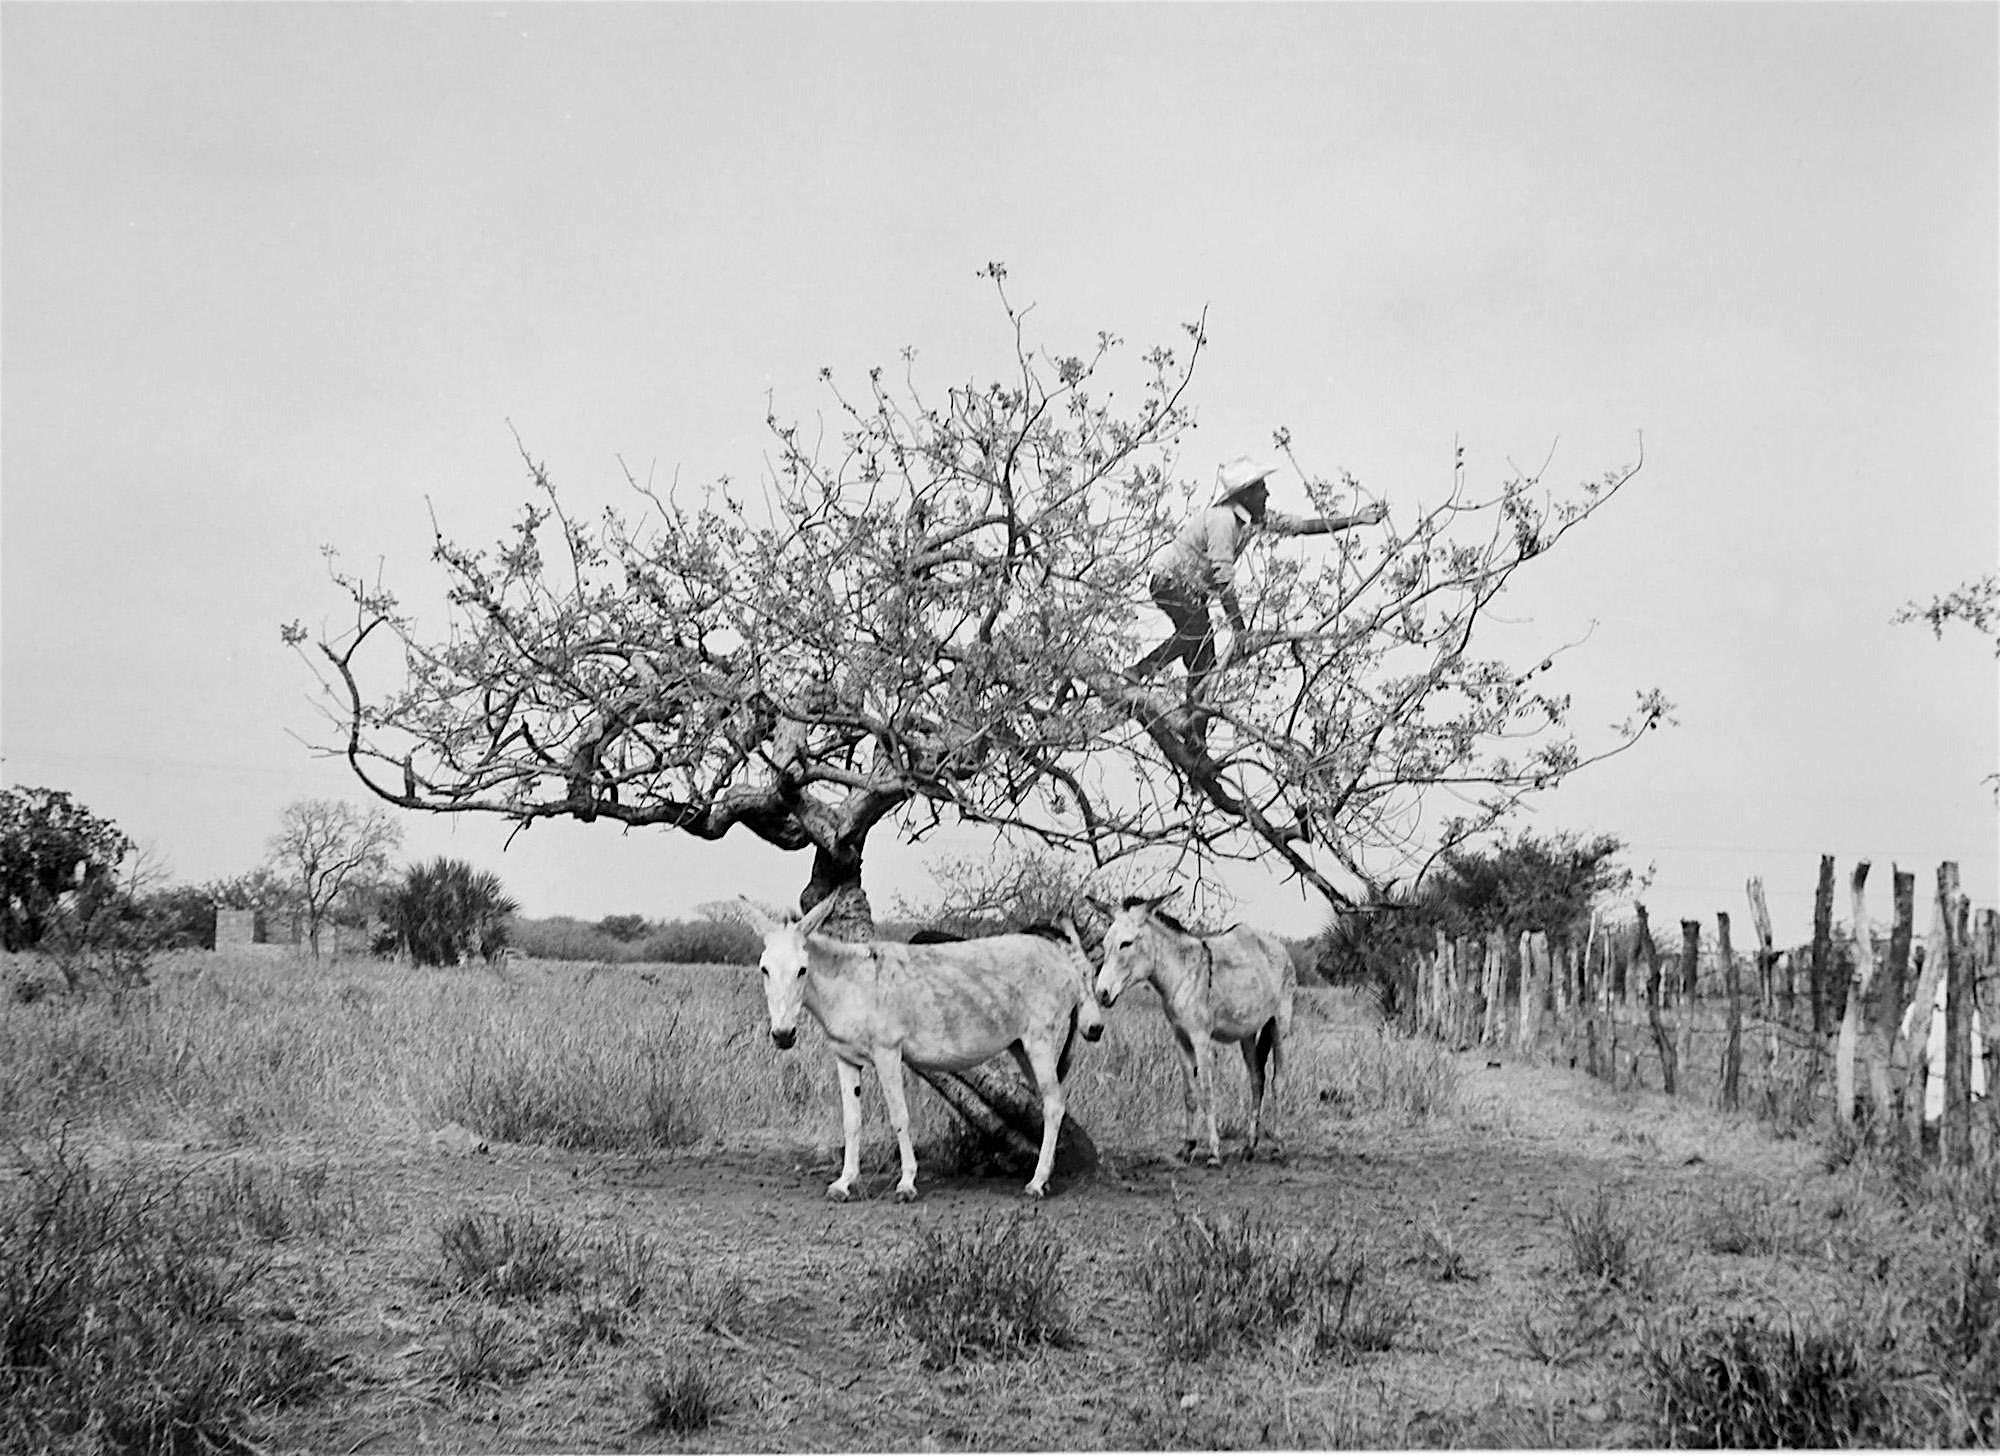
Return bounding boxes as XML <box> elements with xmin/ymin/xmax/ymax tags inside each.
<box><xmin>6</xmin><ymin>946</ymin><xmax>1999</xmax><ymax>1450</ymax></box>
<box><xmin>3</xmin><ymin>953</ymin><xmax>1394</xmax><ymax>1161</ymax></box>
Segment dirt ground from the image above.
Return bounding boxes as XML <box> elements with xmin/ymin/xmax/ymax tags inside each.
<box><xmin>213</xmin><ymin>993</ymin><xmax>1879</xmax><ymax>1455</ymax></box>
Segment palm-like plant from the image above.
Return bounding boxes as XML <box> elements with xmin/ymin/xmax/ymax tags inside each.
<box><xmin>384</xmin><ymin>858</ymin><xmax>519</xmax><ymax>966</ymax></box>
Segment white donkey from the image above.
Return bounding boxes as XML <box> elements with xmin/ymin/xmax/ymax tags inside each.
<box><xmin>742</xmin><ymin>897</ymin><xmax>1104</xmax><ymax>1202</ymax></box>
<box><xmin>1091</xmin><ymin>893</ymin><xmax>1296</xmax><ymax>1166</ymax></box>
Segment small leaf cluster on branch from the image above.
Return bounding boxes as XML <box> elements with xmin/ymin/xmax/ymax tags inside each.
<box><xmin>292</xmin><ymin>272</ymin><xmax>1666</xmax><ymax>915</ymax></box>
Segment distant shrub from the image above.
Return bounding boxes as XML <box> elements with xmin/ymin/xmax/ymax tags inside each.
<box><xmin>137</xmin><ymin>884</ymin><xmax>219</xmax><ymax>950</ymax></box>
<box><xmin>510</xmin><ymin>915</ymin><xmax>626</xmax><ymax>963</ymax></box>
<box><xmin>511</xmin><ymin>915</ymin><xmax>757</xmax><ymax>966</ymax></box>
<box><xmin>872</xmin><ymin>1213</ymin><xmax>1073</xmax><ymax>1367</ymax></box>
<box><xmin>598</xmin><ymin>913</ymin><xmax>650</xmax><ymax>942</ymax></box>
<box><xmin>638</xmin><ymin>918</ymin><xmax>760</xmax><ymax>965</ymax></box>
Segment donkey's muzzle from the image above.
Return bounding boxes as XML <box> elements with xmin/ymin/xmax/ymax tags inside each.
<box><xmin>771</xmin><ymin>1027</ymin><xmax>797</xmax><ymax>1050</ymax></box>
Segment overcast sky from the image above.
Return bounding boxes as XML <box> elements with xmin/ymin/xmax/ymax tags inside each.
<box><xmin>4</xmin><ymin>3</ymin><xmax>1995</xmax><ymax>943</ymax></box>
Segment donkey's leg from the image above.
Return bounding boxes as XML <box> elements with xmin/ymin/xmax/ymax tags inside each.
<box><xmin>1193</xmin><ymin>1036</ymin><xmax>1224</xmax><ymax>1167</ymax></box>
<box><xmin>1020</xmin><ymin>1035</ymin><xmax>1067</xmax><ymax>1198</ymax></box>
<box><xmin>871</xmin><ymin>1047</ymin><xmax>920</xmax><ymax>1202</ymax></box>
<box><xmin>1171</xmin><ymin>1024</ymin><xmax>1202</xmax><ymax>1162</ymax></box>
<box><xmin>828</xmin><ymin>1057</ymin><xmax>865</xmax><ymax>1201</ymax></box>
<box><xmin>1238</xmin><ymin>1026</ymin><xmax>1271</xmax><ymax>1160</ymax></box>
<box><xmin>1240</xmin><ymin>1019</ymin><xmax>1284</xmax><ymax>1159</ymax></box>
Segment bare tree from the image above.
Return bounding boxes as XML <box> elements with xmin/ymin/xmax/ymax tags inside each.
<box><xmin>266</xmin><ymin>799</ymin><xmax>403</xmax><ymax>960</ymax></box>
<box><xmin>287</xmin><ymin>268</ymin><xmax>1666</xmax><ymax>1148</ymax></box>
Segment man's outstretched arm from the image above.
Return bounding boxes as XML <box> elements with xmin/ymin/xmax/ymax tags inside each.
<box><xmin>1265</xmin><ymin>502</ymin><xmax>1388</xmax><ymax>537</ymax></box>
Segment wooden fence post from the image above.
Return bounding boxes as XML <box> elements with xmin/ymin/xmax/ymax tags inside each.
<box><xmin>1888</xmin><ymin>867</ymin><xmax>1917</xmax><ymax>1008</ymax></box>
<box><xmin>1719</xmin><ymin>911</ymin><xmax>1742</xmax><ymax>1111</ymax></box>
<box><xmin>1481</xmin><ymin>930</ymin><xmax>1504</xmax><ymax>1046</ymax></box>
<box><xmin>1980</xmin><ymin>909</ymin><xmax>2000</xmax><ymax>1147</ymax></box>
<box><xmin>1679</xmin><ymin>919</ymin><xmax>1702</xmax><ymax>1004</ymax></box>
<box><xmin>1606</xmin><ymin>917</ymin><xmax>1624</xmax><ymax>1006</ymax></box>
<box><xmin>1835</xmin><ymin>861</ymin><xmax>1884</xmax><ymax>1124</ymax></box>
<box><xmin>1553</xmin><ymin>937</ymin><xmax>1571</xmax><ymax>1023</ymax></box>
<box><xmin>1455</xmin><ymin>936</ymin><xmax>1476</xmax><ymax>1046</ymax></box>
<box><xmin>1428</xmin><ymin>929</ymin><xmax>1446</xmax><ymax>1040</ymax></box>
<box><xmin>1942</xmin><ymin>876</ymin><xmax>1972</xmax><ymax>1167</ymax></box>
<box><xmin>1896</xmin><ymin>860</ymin><xmax>1960</xmax><ymax>1152</ymax></box>
<box><xmin>1746</xmin><ymin>877</ymin><xmax>1777</xmax><ymax>1009</ymax></box>
<box><xmin>1515</xmin><ymin>931</ymin><xmax>1533</xmax><ymax>1054</ymax></box>
<box><xmin>1747</xmin><ymin>877</ymin><xmax>1783</xmax><ymax>1114</ymax></box>
<box><xmin>1637</xmin><ymin>903</ymin><xmax>1676</xmax><ymax>1095</ymax></box>
<box><xmin>1809</xmin><ymin>854</ymin><xmax>1835</xmax><ymax>1036</ymax></box>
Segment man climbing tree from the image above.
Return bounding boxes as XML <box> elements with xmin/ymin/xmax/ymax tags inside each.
<box><xmin>287</xmin><ymin>264</ymin><xmax>1667</xmax><ymax>1162</ymax></box>
<box><xmin>1128</xmin><ymin>454</ymin><xmax>1387</xmax><ymax>745</ymax></box>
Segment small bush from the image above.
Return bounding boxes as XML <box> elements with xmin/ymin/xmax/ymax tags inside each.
<box><xmin>872</xmin><ymin>1213</ymin><xmax>1073</xmax><ymax>1367</ymax></box>
<box><xmin>1559</xmin><ymin>1188</ymin><xmax>1651</xmax><ymax>1289</ymax></box>
<box><xmin>1647</xmin><ymin>1314</ymin><xmax>1900</xmax><ymax>1447</ymax></box>
<box><xmin>436</xmin><ymin>1306</ymin><xmax>535</xmax><ymax>1388</ymax></box>
<box><xmin>438</xmin><ymin>1209</ymin><xmax>579</xmax><ymax>1302</ymax></box>
<box><xmin>1138</xmin><ymin>1201</ymin><xmax>1382</xmax><ymax>1361</ymax></box>
<box><xmin>642</xmin><ymin>1355</ymin><xmax>727</xmax><ymax>1433</ymax></box>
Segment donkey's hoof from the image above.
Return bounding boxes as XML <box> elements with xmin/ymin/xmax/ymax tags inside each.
<box><xmin>1023</xmin><ymin>1182</ymin><xmax>1048</xmax><ymax>1200</ymax></box>
<box><xmin>1205</xmin><ymin>1152</ymin><xmax>1225</xmax><ymax>1169</ymax></box>
<box><xmin>825</xmin><ymin>1183</ymin><xmax>854</xmax><ymax>1203</ymax></box>
<box><xmin>894</xmin><ymin>1185</ymin><xmax>920</xmax><ymax>1204</ymax></box>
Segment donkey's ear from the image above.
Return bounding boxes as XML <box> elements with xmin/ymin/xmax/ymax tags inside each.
<box><xmin>798</xmin><ymin>895</ymin><xmax>841</xmax><ymax>937</ymax></box>
<box><xmin>735</xmin><ymin>896</ymin><xmax>777</xmax><ymax>936</ymax></box>
<box><xmin>1146</xmin><ymin>889</ymin><xmax>1179</xmax><ymax>912</ymax></box>
<box><xmin>1085</xmin><ymin>896</ymin><xmax>1113</xmax><ymax>917</ymax></box>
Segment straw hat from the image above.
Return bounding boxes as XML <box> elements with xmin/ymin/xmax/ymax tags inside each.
<box><xmin>1215</xmin><ymin>455</ymin><xmax>1280</xmax><ymax>504</ymax></box>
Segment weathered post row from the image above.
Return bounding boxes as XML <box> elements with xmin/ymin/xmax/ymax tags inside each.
<box><xmin>1395</xmin><ymin>858</ymin><xmax>1988</xmax><ymax>1157</ymax></box>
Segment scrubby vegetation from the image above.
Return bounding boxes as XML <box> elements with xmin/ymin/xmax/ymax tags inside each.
<box><xmin>0</xmin><ymin>1146</ymin><xmax>346</xmax><ymax>1454</ymax></box>
<box><xmin>4</xmin><ymin>938</ymin><xmax>1997</xmax><ymax>1450</ymax></box>
<box><xmin>509</xmin><ymin>913</ymin><xmax>759</xmax><ymax>965</ymax></box>
<box><xmin>872</xmin><ymin>1213</ymin><xmax>1074</xmax><ymax>1367</ymax></box>
<box><xmin>1138</xmin><ymin>1201</ymin><xmax>1402</xmax><ymax>1362</ymax></box>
